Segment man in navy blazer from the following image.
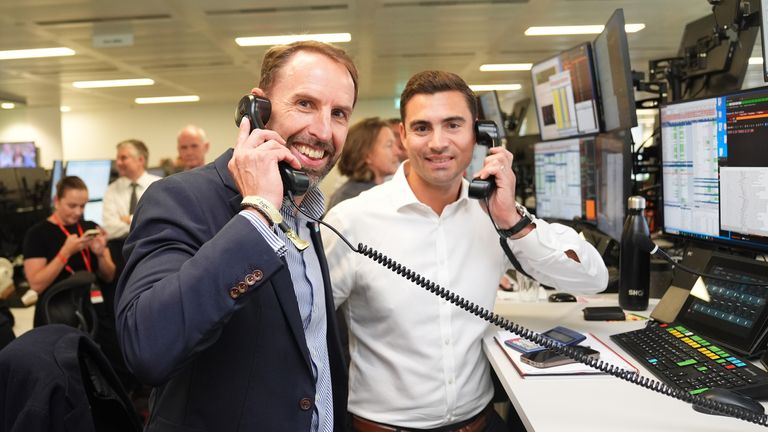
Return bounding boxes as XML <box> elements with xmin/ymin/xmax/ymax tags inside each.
<box><xmin>115</xmin><ymin>41</ymin><xmax>359</xmax><ymax>431</ymax></box>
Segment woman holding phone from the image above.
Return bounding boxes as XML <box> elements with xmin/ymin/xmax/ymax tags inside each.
<box><xmin>22</xmin><ymin>175</ymin><xmax>115</xmax><ymax>327</ymax></box>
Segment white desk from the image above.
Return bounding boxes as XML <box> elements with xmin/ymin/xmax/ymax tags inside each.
<box><xmin>484</xmin><ymin>294</ymin><xmax>768</xmax><ymax>432</ymax></box>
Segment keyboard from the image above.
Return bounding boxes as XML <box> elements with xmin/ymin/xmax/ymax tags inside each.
<box><xmin>611</xmin><ymin>322</ymin><xmax>768</xmax><ymax>399</ymax></box>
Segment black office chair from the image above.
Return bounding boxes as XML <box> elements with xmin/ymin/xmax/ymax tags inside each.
<box><xmin>0</xmin><ymin>324</ymin><xmax>142</xmax><ymax>432</ymax></box>
<box><xmin>36</xmin><ymin>271</ymin><xmax>98</xmax><ymax>337</ymax></box>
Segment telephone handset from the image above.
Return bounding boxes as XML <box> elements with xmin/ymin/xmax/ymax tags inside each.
<box><xmin>235</xmin><ymin>94</ymin><xmax>311</xmax><ymax>196</ymax></box>
<box><xmin>467</xmin><ymin>120</ymin><xmax>501</xmax><ymax>199</ymax></box>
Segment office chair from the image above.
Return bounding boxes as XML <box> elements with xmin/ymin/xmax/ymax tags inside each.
<box><xmin>0</xmin><ymin>324</ymin><xmax>142</xmax><ymax>432</ymax></box>
<box><xmin>37</xmin><ymin>271</ymin><xmax>98</xmax><ymax>337</ymax></box>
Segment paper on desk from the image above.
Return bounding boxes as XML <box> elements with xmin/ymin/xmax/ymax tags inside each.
<box><xmin>495</xmin><ymin>331</ymin><xmax>638</xmax><ymax>378</ymax></box>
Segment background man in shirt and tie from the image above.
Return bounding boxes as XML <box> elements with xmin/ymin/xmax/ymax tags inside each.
<box><xmin>102</xmin><ymin>139</ymin><xmax>161</xmax><ymax>241</ymax></box>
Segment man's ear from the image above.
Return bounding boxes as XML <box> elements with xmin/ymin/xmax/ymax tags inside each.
<box><xmin>250</xmin><ymin>87</ymin><xmax>266</xmax><ymax>98</ymax></box>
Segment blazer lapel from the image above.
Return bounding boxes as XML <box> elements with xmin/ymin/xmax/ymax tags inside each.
<box><xmin>270</xmin><ymin>264</ymin><xmax>313</xmax><ymax>372</ymax></box>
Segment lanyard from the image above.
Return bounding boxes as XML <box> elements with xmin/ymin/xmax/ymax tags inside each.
<box><xmin>51</xmin><ymin>214</ymin><xmax>92</xmax><ymax>274</ymax></box>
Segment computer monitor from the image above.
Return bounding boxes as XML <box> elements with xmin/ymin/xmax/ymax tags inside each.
<box><xmin>677</xmin><ymin>1</ymin><xmax>759</xmax><ymax>98</ymax></box>
<box><xmin>595</xmin><ymin>131</ymin><xmax>632</xmax><ymax>241</ymax></box>
<box><xmin>761</xmin><ymin>2</ymin><xmax>768</xmax><ymax>82</ymax></box>
<box><xmin>83</xmin><ymin>200</ymin><xmax>103</xmax><ymax>226</ymax></box>
<box><xmin>531</xmin><ymin>43</ymin><xmax>601</xmax><ymax>141</ymax></box>
<box><xmin>592</xmin><ymin>9</ymin><xmax>638</xmax><ymax>132</ymax></box>
<box><xmin>0</xmin><ymin>142</ymin><xmax>37</xmax><ymax>168</ymax></box>
<box><xmin>477</xmin><ymin>91</ymin><xmax>506</xmax><ymax>136</ymax></box>
<box><xmin>65</xmin><ymin>160</ymin><xmax>112</xmax><ymax>201</ymax></box>
<box><xmin>533</xmin><ymin>136</ymin><xmax>597</xmax><ymax>223</ymax></box>
<box><xmin>49</xmin><ymin>160</ymin><xmax>64</xmax><ymax>203</ymax></box>
<box><xmin>661</xmin><ymin>86</ymin><xmax>768</xmax><ymax>252</ymax></box>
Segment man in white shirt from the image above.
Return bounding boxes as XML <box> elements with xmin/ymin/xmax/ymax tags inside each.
<box><xmin>102</xmin><ymin>139</ymin><xmax>161</xmax><ymax>240</ymax></box>
<box><xmin>322</xmin><ymin>70</ymin><xmax>609</xmax><ymax>431</ymax></box>
<box><xmin>176</xmin><ymin>124</ymin><xmax>210</xmax><ymax>171</ymax></box>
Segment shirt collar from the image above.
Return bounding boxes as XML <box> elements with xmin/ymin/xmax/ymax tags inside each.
<box><xmin>388</xmin><ymin>161</ymin><xmax>471</xmax><ymax>212</ymax></box>
<box><xmin>280</xmin><ymin>186</ymin><xmax>325</xmax><ymax>222</ymax></box>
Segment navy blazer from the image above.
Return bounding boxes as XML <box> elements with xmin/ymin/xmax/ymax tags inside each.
<box><xmin>115</xmin><ymin>149</ymin><xmax>347</xmax><ymax>431</ymax></box>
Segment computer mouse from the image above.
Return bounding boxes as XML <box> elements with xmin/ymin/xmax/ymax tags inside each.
<box><xmin>692</xmin><ymin>387</ymin><xmax>765</xmax><ymax>417</ymax></box>
<box><xmin>548</xmin><ymin>292</ymin><xmax>576</xmax><ymax>303</ymax></box>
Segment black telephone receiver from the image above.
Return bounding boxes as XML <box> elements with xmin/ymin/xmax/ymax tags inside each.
<box><xmin>235</xmin><ymin>94</ymin><xmax>311</xmax><ymax>196</ymax></box>
<box><xmin>467</xmin><ymin>120</ymin><xmax>501</xmax><ymax>199</ymax></box>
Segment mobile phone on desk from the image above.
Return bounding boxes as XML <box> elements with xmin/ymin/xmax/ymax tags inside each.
<box><xmin>504</xmin><ymin>326</ymin><xmax>586</xmax><ymax>354</ymax></box>
<box><xmin>520</xmin><ymin>345</ymin><xmax>600</xmax><ymax>369</ymax></box>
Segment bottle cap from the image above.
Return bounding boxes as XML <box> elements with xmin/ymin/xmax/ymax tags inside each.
<box><xmin>627</xmin><ymin>196</ymin><xmax>646</xmax><ymax>210</ymax></box>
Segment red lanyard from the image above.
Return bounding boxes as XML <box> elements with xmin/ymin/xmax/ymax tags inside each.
<box><xmin>51</xmin><ymin>214</ymin><xmax>92</xmax><ymax>274</ymax></box>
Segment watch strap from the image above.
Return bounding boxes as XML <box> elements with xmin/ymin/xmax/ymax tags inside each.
<box><xmin>497</xmin><ymin>203</ymin><xmax>533</xmax><ymax>238</ymax></box>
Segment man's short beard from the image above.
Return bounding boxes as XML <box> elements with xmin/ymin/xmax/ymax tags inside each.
<box><xmin>285</xmin><ymin>134</ymin><xmax>338</xmax><ymax>190</ymax></box>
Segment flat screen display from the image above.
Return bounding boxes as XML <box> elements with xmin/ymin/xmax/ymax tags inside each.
<box><xmin>531</xmin><ymin>43</ymin><xmax>600</xmax><ymax>141</ymax></box>
<box><xmin>65</xmin><ymin>160</ymin><xmax>112</xmax><ymax>201</ymax></box>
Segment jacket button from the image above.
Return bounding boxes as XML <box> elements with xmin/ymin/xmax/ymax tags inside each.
<box><xmin>237</xmin><ymin>281</ymin><xmax>248</xmax><ymax>293</ymax></box>
<box><xmin>229</xmin><ymin>287</ymin><xmax>241</xmax><ymax>299</ymax></box>
<box><xmin>245</xmin><ymin>273</ymin><xmax>256</xmax><ymax>285</ymax></box>
<box><xmin>252</xmin><ymin>270</ymin><xmax>264</xmax><ymax>281</ymax></box>
<box><xmin>299</xmin><ymin>398</ymin><xmax>312</xmax><ymax>411</ymax></box>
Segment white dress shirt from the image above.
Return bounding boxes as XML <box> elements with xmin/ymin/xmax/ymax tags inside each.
<box><xmin>102</xmin><ymin>171</ymin><xmax>161</xmax><ymax>239</ymax></box>
<box><xmin>322</xmin><ymin>162</ymin><xmax>608</xmax><ymax>429</ymax></box>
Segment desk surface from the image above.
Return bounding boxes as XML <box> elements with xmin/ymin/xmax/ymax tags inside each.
<box><xmin>484</xmin><ymin>294</ymin><xmax>768</xmax><ymax>432</ymax></box>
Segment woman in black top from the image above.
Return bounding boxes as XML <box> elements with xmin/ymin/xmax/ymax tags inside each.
<box><xmin>23</xmin><ymin>176</ymin><xmax>116</xmax><ymax>327</ymax></box>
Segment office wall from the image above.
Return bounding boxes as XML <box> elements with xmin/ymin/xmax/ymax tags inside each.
<box><xmin>60</xmin><ymin>98</ymin><xmax>398</xmax><ymax>168</ymax></box>
<box><xmin>0</xmin><ymin>107</ymin><xmax>62</xmax><ymax>167</ymax></box>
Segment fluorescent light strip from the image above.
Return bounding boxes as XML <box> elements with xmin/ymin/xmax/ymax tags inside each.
<box><xmin>1</xmin><ymin>103</ymin><xmax>15</xmax><ymax>109</ymax></box>
<box><xmin>236</xmin><ymin>32</ymin><xmax>351</xmax><ymax>47</ymax></box>
<box><xmin>470</xmin><ymin>84</ymin><xmax>521</xmax><ymax>92</ymax></box>
<box><xmin>60</xmin><ymin>106</ymin><xmax>71</xmax><ymax>113</ymax></box>
<box><xmin>749</xmin><ymin>57</ymin><xmax>764</xmax><ymax>65</ymax></box>
<box><xmin>480</xmin><ymin>63</ymin><xmax>532</xmax><ymax>72</ymax></box>
<box><xmin>0</xmin><ymin>47</ymin><xmax>75</xmax><ymax>60</ymax></box>
<box><xmin>134</xmin><ymin>95</ymin><xmax>200</xmax><ymax>104</ymax></box>
<box><xmin>525</xmin><ymin>24</ymin><xmax>645</xmax><ymax>36</ymax></box>
<box><xmin>73</xmin><ymin>78</ymin><xmax>154</xmax><ymax>88</ymax></box>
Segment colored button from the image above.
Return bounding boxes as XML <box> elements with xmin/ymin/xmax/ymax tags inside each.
<box><xmin>252</xmin><ymin>269</ymin><xmax>264</xmax><ymax>281</ymax></box>
<box><xmin>677</xmin><ymin>359</ymin><xmax>698</xmax><ymax>367</ymax></box>
<box><xmin>237</xmin><ymin>282</ymin><xmax>248</xmax><ymax>294</ymax></box>
<box><xmin>299</xmin><ymin>398</ymin><xmax>313</xmax><ymax>411</ymax></box>
<box><xmin>245</xmin><ymin>274</ymin><xmax>257</xmax><ymax>285</ymax></box>
<box><xmin>229</xmin><ymin>287</ymin><xmax>241</xmax><ymax>299</ymax></box>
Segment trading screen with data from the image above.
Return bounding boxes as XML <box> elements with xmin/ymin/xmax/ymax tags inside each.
<box><xmin>661</xmin><ymin>86</ymin><xmax>768</xmax><ymax>252</ymax></box>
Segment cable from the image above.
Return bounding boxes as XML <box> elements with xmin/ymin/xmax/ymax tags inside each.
<box><xmin>285</xmin><ymin>195</ymin><xmax>768</xmax><ymax>426</ymax></box>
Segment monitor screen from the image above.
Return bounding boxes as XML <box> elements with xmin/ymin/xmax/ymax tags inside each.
<box><xmin>761</xmin><ymin>2</ymin><xmax>768</xmax><ymax>82</ymax></box>
<box><xmin>83</xmin><ymin>200</ymin><xmax>103</xmax><ymax>226</ymax></box>
<box><xmin>478</xmin><ymin>91</ymin><xmax>506</xmax><ymax>136</ymax></box>
<box><xmin>531</xmin><ymin>43</ymin><xmax>600</xmax><ymax>141</ymax></box>
<box><xmin>533</xmin><ymin>136</ymin><xmax>597</xmax><ymax>223</ymax></box>
<box><xmin>65</xmin><ymin>160</ymin><xmax>112</xmax><ymax>201</ymax></box>
<box><xmin>661</xmin><ymin>86</ymin><xmax>768</xmax><ymax>252</ymax></box>
<box><xmin>0</xmin><ymin>142</ymin><xmax>37</xmax><ymax>168</ymax></box>
<box><xmin>595</xmin><ymin>131</ymin><xmax>631</xmax><ymax>240</ymax></box>
<box><xmin>592</xmin><ymin>9</ymin><xmax>638</xmax><ymax>132</ymax></box>
<box><xmin>50</xmin><ymin>160</ymin><xmax>64</xmax><ymax>203</ymax></box>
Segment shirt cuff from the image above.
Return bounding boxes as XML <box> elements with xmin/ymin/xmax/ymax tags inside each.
<box><xmin>239</xmin><ymin>210</ymin><xmax>287</xmax><ymax>257</ymax></box>
<box><xmin>506</xmin><ymin>218</ymin><xmax>566</xmax><ymax>261</ymax></box>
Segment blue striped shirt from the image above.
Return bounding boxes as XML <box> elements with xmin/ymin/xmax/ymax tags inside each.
<box><xmin>239</xmin><ymin>188</ymin><xmax>332</xmax><ymax>432</ymax></box>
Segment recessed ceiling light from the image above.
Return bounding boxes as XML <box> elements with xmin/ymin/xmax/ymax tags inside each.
<box><xmin>73</xmin><ymin>78</ymin><xmax>154</xmax><ymax>88</ymax></box>
<box><xmin>0</xmin><ymin>47</ymin><xmax>75</xmax><ymax>60</ymax></box>
<box><xmin>235</xmin><ymin>33</ymin><xmax>352</xmax><ymax>47</ymax></box>
<box><xmin>749</xmin><ymin>57</ymin><xmax>764</xmax><ymax>65</ymax></box>
<box><xmin>134</xmin><ymin>95</ymin><xmax>200</xmax><ymax>104</ymax></box>
<box><xmin>524</xmin><ymin>24</ymin><xmax>645</xmax><ymax>36</ymax></box>
<box><xmin>470</xmin><ymin>84</ymin><xmax>522</xmax><ymax>92</ymax></box>
<box><xmin>60</xmin><ymin>106</ymin><xmax>71</xmax><ymax>113</ymax></box>
<box><xmin>1</xmin><ymin>103</ymin><xmax>15</xmax><ymax>109</ymax></box>
<box><xmin>480</xmin><ymin>63</ymin><xmax>533</xmax><ymax>72</ymax></box>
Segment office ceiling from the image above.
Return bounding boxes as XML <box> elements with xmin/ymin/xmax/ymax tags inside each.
<box><xmin>0</xmin><ymin>0</ymin><xmax>762</xmax><ymax>111</ymax></box>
